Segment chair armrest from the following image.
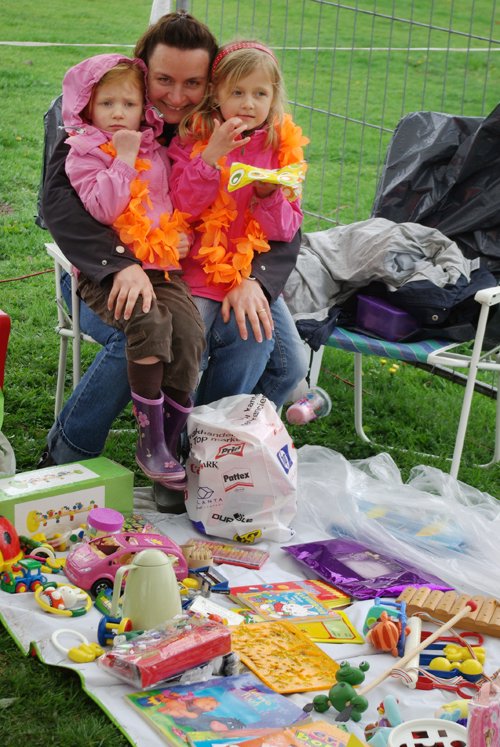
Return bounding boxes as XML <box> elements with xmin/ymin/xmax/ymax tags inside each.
<box><xmin>45</xmin><ymin>241</ymin><xmax>73</xmax><ymax>275</ymax></box>
<box><xmin>474</xmin><ymin>285</ymin><xmax>500</xmax><ymax>306</ymax></box>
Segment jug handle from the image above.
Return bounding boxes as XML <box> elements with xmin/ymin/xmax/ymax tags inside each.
<box><xmin>110</xmin><ymin>563</ymin><xmax>135</xmax><ymax>618</ymax></box>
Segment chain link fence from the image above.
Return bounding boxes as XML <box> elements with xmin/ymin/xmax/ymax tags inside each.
<box><xmin>181</xmin><ymin>1</ymin><xmax>500</xmax><ymax>230</ymax></box>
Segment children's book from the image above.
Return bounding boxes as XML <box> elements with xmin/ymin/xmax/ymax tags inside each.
<box><xmin>230</xmin><ymin>580</ymin><xmax>350</xmax><ymax>620</ymax></box>
<box><xmin>187</xmin><ymin>728</ymin><xmax>286</xmax><ymax>747</ymax></box>
<box><xmin>126</xmin><ymin>673</ymin><xmax>306</xmax><ymax>747</ymax></box>
<box><xmin>228</xmin><ymin>605</ymin><xmax>363</xmax><ymax>645</ymax></box>
<box><xmin>188</xmin><ymin>720</ymin><xmax>369</xmax><ymax>747</ymax></box>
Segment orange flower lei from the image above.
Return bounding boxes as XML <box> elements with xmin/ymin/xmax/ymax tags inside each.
<box><xmin>189</xmin><ymin>113</ymin><xmax>309</xmax><ymax>289</ymax></box>
<box><xmin>100</xmin><ymin>142</ymin><xmax>190</xmax><ymax>275</ymax></box>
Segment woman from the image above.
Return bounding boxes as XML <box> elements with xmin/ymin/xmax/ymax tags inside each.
<box><xmin>40</xmin><ymin>11</ymin><xmax>308</xmax><ymax>511</ymax></box>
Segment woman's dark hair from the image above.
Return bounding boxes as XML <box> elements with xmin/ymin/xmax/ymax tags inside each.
<box><xmin>135</xmin><ymin>11</ymin><xmax>218</xmax><ymax>67</ymax></box>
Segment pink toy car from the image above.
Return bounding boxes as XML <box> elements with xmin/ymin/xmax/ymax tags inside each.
<box><xmin>65</xmin><ymin>532</ymin><xmax>188</xmax><ymax>597</ymax></box>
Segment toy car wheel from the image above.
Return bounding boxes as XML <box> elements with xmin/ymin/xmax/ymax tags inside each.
<box><xmin>91</xmin><ymin>578</ymin><xmax>113</xmax><ymax>597</ymax></box>
<box><xmin>30</xmin><ymin>580</ymin><xmax>42</xmax><ymax>591</ymax></box>
<box><xmin>16</xmin><ymin>582</ymin><xmax>28</xmax><ymax>593</ymax></box>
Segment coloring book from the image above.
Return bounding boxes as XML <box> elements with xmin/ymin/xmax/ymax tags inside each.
<box><xmin>126</xmin><ymin>673</ymin><xmax>306</xmax><ymax>747</ymax></box>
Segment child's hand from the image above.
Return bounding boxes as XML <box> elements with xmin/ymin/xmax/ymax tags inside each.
<box><xmin>202</xmin><ymin>118</ymin><xmax>251</xmax><ymax>167</ymax></box>
<box><xmin>112</xmin><ymin>129</ymin><xmax>142</xmax><ymax>168</ymax></box>
<box><xmin>177</xmin><ymin>231</ymin><xmax>192</xmax><ymax>260</ymax></box>
<box><xmin>108</xmin><ymin>264</ymin><xmax>156</xmax><ymax>320</ymax></box>
<box><xmin>253</xmin><ymin>181</ymin><xmax>279</xmax><ymax>199</ymax></box>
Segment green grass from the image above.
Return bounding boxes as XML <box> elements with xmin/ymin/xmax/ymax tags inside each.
<box><xmin>1</xmin><ymin>0</ymin><xmax>499</xmax><ymax>743</ymax></box>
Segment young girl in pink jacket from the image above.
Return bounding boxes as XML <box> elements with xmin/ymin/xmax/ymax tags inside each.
<box><xmin>61</xmin><ymin>53</ymin><xmax>205</xmax><ymax>489</ymax></box>
<box><xmin>167</xmin><ymin>40</ymin><xmax>308</xmax><ymax>337</ymax></box>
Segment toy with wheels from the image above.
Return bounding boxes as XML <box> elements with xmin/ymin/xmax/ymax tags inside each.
<box><xmin>97</xmin><ymin>615</ymin><xmax>133</xmax><ymax>647</ymax></box>
<box><xmin>0</xmin><ymin>558</ymin><xmax>47</xmax><ymax>593</ymax></box>
<box><xmin>34</xmin><ymin>582</ymin><xmax>92</xmax><ymax>617</ymax></box>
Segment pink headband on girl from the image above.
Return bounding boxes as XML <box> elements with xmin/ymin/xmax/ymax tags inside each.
<box><xmin>211</xmin><ymin>41</ymin><xmax>278</xmax><ymax>79</ymax></box>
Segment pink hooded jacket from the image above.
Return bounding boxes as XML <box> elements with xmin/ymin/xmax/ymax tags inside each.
<box><xmin>168</xmin><ymin>127</ymin><xmax>303</xmax><ymax>301</ymax></box>
<box><xmin>62</xmin><ymin>53</ymin><xmax>173</xmax><ymax>271</ymax></box>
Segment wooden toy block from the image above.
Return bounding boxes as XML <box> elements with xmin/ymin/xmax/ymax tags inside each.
<box><xmin>397</xmin><ymin>587</ymin><xmax>500</xmax><ymax>637</ymax></box>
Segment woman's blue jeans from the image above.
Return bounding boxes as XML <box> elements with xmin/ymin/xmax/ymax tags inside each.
<box><xmin>46</xmin><ymin>273</ymin><xmax>308</xmax><ymax>464</ymax></box>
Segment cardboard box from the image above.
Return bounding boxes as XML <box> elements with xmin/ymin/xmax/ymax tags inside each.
<box><xmin>0</xmin><ymin>458</ymin><xmax>134</xmax><ymax>537</ymax></box>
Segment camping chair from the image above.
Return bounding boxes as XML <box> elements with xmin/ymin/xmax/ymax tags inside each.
<box><xmin>303</xmin><ymin>285</ymin><xmax>500</xmax><ymax>479</ymax></box>
<box><xmin>44</xmin><ymin>242</ymin><xmax>98</xmax><ymax>418</ymax></box>
<box><xmin>294</xmin><ymin>107</ymin><xmax>500</xmax><ymax>477</ymax></box>
<box><xmin>296</xmin><ymin>108</ymin><xmax>500</xmax><ymax>479</ymax></box>
<box><xmin>38</xmin><ymin>95</ymin><xmax>100</xmax><ymax>417</ymax></box>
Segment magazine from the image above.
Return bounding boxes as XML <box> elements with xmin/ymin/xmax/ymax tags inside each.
<box><xmin>126</xmin><ymin>673</ymin><xmax>306</xmax><ymax>747</ymax></box>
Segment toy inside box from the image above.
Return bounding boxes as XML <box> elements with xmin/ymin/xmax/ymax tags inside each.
<box><xmin>0</xmin><ymin>457</ymin><xmax>133</xmax><ymax>538</ymax></box>
<box><xmin>356</xmin><ymin>294</ymin><xmax>419</xmax><ymax>341</ymax></box>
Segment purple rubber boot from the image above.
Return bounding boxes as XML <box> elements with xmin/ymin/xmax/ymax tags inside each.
<box><xmin>153</xmin><ymin>395</ymin><xmax>193</xmax><ymax>512</ymax></box>
<box><xmin>163</xmin><ymin>393</ymin><xmax>193</xmax><ymax>460</ymax></box>
<box><xmin>131</xmin><ymin>391</ymin><xmax>186</xmax><ymax>486</ymax></box>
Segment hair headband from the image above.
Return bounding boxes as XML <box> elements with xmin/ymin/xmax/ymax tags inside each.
<box><xmin>211</xmin><ymin>41</ymin><xmax>278</xmax><ymax>79</ymax></box>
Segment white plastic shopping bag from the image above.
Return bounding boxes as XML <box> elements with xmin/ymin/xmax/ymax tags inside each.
<box><xmin>186</xmin><ymin>394</ymin><xmax>297</xmax><ymax>543</ymax></box>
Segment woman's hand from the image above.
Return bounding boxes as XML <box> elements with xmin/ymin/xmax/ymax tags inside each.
<box><xmin>108</xmin><ymin>264</ymin><xmax>156</xmax><ymax>320</ymax></box>
<box><xmin>202</xmin><ymin>118</ymin><xmax>251</xmax><ymax>167</ymax></box>
<box><xmin>221</xmin><ymin>278</ymin><xmax>273</xmax><ymax>342</ymax></box>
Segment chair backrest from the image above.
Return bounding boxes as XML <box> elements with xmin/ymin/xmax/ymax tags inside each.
<box><xmin>371</xmin><ymin>107</ymin><xmax>500</xmax><ymax>276</ymax></box>
<box><xmin>35</xmin><ymin>94</ymin><xmax>63</xmax><ymax>230</ymax></box>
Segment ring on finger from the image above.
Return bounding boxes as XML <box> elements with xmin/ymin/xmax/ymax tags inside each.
<box><xmin>257</xmin><ymin>307</ymin><xmax>267</xmax><ymax>315</ymax></box>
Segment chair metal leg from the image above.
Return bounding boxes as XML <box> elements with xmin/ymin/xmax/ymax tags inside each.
<box><xmin>353</xmin><ymin>352</ymin><xmax>371</xmax><ymax>444</ymax></box>
<box><xmin>450</xmin><ymin>304</ymin><xmax>490</xmax><ymax>478</ymax></box>
<box><xmin>479</xmin><ymin>354</ymin><xmax>500</xmax><ymax>468</ymax></box>
<box><xmin>55</xmin><ymin>336</ymin><xmax>68</xmax><ymax>418</ymax></box>
<box><xmin>71</xmin><ymin>274</ymin><xmax>82</xmax><ymax>388</ymax></box>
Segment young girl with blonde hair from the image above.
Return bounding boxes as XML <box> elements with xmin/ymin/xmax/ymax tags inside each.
<box><xmin>168</xmin><ymin>40</ymin><xmax>309</xmax><ymax>339</ymax></box>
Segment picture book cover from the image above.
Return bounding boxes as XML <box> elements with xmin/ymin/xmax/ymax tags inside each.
<box><xmin>187</xmin><ymin>728</ymin><xmax>285</xmax><ymax>747</ymax></box>
<box><xmin>230</xmin><ymin>580</ymin><xmax>350</xmax><ymax>619</ymax></box>
<box><xmin>126</xmin><ymin>673</ymin><xmax>306</xmax><ymax>747</ymax></box>
<box><xmin>234</xmin><ymin>588</ymin><xmax>332</xmax><ymax>621</ymax></box>
<box><xmin>188</xmin><ymin>720</ymin><xmax>369</xmax><ymax>747</ymax></box>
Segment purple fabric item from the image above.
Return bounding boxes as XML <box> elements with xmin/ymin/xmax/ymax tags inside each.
<box><xmin>282</xmin><ymin>538</ymin><xmax>451</xmax><ymax>600</ymax></box>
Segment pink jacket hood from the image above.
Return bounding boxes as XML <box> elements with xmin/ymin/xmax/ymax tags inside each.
<box><xmin>62</xmin><ymin>53</ymin><xmax>164</xmax><ymax>137</ymax></box>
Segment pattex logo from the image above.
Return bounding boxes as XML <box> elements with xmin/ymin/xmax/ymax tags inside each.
<box><xmin>215</xmin><ymin>442</ymin><xmax>245</xmax><ymax>459</ymax></box>
<box><xmin>222</xmin><ymin>469</ymin><xmax>253</xmax><ymax>491</ymax></box>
